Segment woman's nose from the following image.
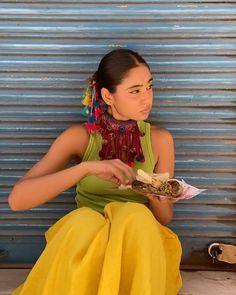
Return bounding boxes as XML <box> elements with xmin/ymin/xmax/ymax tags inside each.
<box><xmin>142</xmin><ymin>88</ymin><xmax>152</xmax><ymax>101</ymax></box>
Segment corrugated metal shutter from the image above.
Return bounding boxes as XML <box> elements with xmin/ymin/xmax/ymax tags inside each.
<box><xmin>0</xmin><ymin>1</ymin><xmax>235</xmax><ymax>269</ymax></box>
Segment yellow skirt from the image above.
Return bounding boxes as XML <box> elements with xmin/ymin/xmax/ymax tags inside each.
<box><xmin>12</xmin><ymin>202</ymin><xmax>182</xmax><ymax>295</ymax></box>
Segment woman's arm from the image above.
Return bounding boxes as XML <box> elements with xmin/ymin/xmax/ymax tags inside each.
<box><xmin>8</xmin><ymin>124</ymin><xmax>88</xmax><ymax>210</ymax></box>
<box><xmin>8</xmin><ymin>125</ymin><xmax>135</xmax><ymax>211</ymax></box>
<box><xmin>148</xmin><ymin>126</ymin><xmax>175</xmax><ymax>225</ymax></box>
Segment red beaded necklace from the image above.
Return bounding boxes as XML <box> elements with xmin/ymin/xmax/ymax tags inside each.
<box><xmin>91</xmin><ymin>112</ymin><xmax>145</xmax><ymax>167</ymax></box>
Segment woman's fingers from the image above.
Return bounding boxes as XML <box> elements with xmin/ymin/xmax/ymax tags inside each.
<box><xmin>83</xmin><ymin>159</ymin><xmax>136</xmax><ymax>185</ymax></box>
<box><xmin>109</xmin><ymin>176</ymin><xmax>122</xmax><ymax>185</ymax></box>
<box><xmin>110</xmin><ymin>159</ymin><xmax>135</xmax><ymax>184</ymax></box>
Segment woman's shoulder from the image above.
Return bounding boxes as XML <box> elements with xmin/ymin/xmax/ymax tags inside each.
<box><xmin>150</xmin><ymin>125</ymin><xmax>174</xmax><ymax>160</ymax></box>
<box><xmin>56</xmin><ymin>123</ymin><xmax>90</xmax><ymax>160</ymax></box>
<box><xmin>60</xmin><ymin>123</ymin><xmax>89</xmax><ymax>140</ymax></box>
<box><xmin>149</xmin><ymin>124</ymin><xmax>174</xmax><ymax>175</ymax></box>
<box><xmin>150</xmin><ymin>124</ymin><xmax>173</xmax><ymax>140</ymax></box>
<box><xmin>63</xmin><ymin>122</ymin><xmax>89</xmax><ymax>135</ymax></box>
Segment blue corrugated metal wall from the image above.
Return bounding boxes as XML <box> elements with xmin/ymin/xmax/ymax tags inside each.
<box><xmin>0</xmin><ymin>1</ymin><xmax>236</xmax><ymax>269</ymax></box>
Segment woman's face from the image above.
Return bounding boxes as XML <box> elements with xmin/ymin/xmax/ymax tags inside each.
<box><xmin>104</xmin><ymin>64</ymin><xmax>153</xmax><ymax>121</ymax></box>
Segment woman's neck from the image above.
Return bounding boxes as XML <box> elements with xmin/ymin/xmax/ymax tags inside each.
<box><xmin>107</xmin><ymin>106</ymin><xmax>131</xmax><ymax>122</ymax></box>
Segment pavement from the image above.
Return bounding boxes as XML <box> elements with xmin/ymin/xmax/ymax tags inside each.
<box><xmin>0</xmin><ymin>269</ymin><xmax>236</xmax><ymax>295</ymax></box>
<box><xmin>180</xmin><ymin>271</ymin><xmax>236</xmax><ymax>295</ymax></box>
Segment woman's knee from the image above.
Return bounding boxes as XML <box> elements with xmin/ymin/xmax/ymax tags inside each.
<box><xmin>125</xmin><ymin>202</ymin><xmax>153</xmax><ymax>216</ymax></box>
<box><xmin>120</xmin><ymin>202</ymin><xmax>158</xmax><ymax>227</ymax></box>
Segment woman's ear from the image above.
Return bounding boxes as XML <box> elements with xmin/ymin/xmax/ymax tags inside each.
<box><xmin>101</xmin><ymin>88</ymin><xmax>113</xmax><ymax>106</ymax></box>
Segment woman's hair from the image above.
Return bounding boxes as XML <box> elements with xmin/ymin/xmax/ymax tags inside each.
<box><xmin>92</xmin><ymin>49</ymin><xmax>150</xmax><ymax>95</ymax></box>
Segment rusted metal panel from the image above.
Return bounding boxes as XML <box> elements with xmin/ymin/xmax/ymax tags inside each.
<box><xmin>0</xmin><ymin>1</ymin><xmax>235</xmax><ymax>269</ymax></box>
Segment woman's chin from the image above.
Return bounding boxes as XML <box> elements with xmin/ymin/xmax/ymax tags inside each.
<box><xmin>138</xmin><ymin>112</ymin><xmax>150</xmax><ymax>121</ymax></box>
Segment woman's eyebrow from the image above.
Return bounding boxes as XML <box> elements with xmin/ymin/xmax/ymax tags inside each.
<box><xmin>127</xmin><ymin>78</ymin><xmax>153</xmax><ymax>90</ymax></box>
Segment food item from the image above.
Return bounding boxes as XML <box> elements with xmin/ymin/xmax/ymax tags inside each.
<box><xmin>119</xmin><ymin>169</ymin><xmax>204</xmax><ymax>201</ymax></box>
<box><xmin>136</xmin><ymin>169</ymin><xmax>169</xmax><ymax>188</ymax></box>
<box><xmin>132</xmin><ymin>169</ymin><xmax>183</xmax><ymax>198</ymax></box>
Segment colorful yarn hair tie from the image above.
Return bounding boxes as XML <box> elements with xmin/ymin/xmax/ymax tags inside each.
<box><xmin>82</xmin><ymin>80</ymin><xmax>105</xmax><ymax>132</ymax></box>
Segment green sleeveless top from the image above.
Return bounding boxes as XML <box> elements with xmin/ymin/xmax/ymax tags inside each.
<box><xmin>75</xmin><ymin>121</ymin><xmax>155</xmax><ymax>213</ymax></box>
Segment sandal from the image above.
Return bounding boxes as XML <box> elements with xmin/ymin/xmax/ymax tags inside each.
<box><xmin>208</xmin><ymin>242</ymin><xmax>236</xmax><ymax>264</ymax></box>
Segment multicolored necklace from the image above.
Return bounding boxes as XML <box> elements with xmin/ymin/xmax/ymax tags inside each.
<box><xmin>94</xmin><ymin>112</ymin><xmax>145</xmax><ymax>167</ymax></box>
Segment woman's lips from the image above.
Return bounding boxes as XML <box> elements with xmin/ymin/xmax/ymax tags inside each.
<box><xmin>140</xmin><ymin>106</ymin><xmax>151</xmax><ymax>114</ymax></box>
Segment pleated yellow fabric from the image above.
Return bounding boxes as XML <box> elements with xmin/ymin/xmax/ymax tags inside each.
<box><xmin>12</xmin><ymin>202</ymin><xmax>182</xmax><ymax>295</ymax></box>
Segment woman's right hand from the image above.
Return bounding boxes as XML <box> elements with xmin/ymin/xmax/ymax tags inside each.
<box><xmin>81</xmin><ymin>159</ymin><xmax>136</xmax><ymax>186</ymax></box>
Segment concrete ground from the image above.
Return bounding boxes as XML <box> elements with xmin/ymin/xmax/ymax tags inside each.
<box><xmin>0</xmin><ymin>269</ymin><xmax>236</xmax><ymax>295</ymax></box>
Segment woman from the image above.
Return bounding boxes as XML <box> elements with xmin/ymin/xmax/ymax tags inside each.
<box><xmin>9</xmin><ymin>49</ymin><xmax>182</xmax><ymax>295</ymax></box>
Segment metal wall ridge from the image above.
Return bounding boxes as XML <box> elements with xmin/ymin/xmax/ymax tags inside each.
<box><xmin>3</xmin><ymin>0</ymin><xmax>236</xmax><ymax>3</ymax></box>
<box><xmin>0</xmin><ymin>4</ymin><xmax>236</xmax><ymax>21</ymax></box>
